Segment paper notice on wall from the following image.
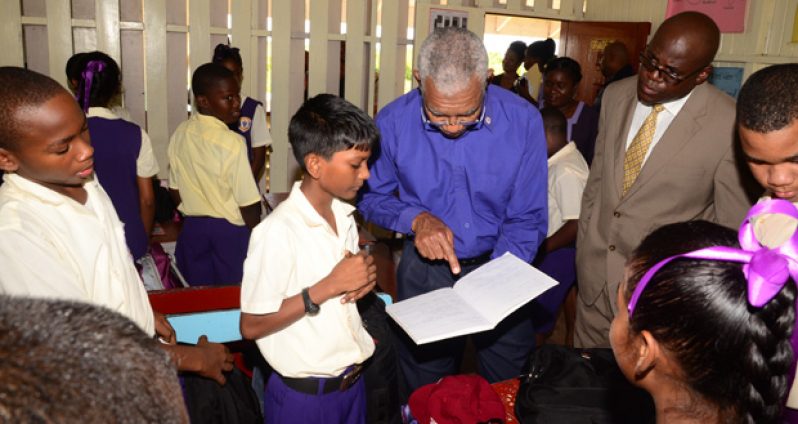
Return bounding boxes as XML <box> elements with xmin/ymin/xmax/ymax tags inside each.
<box><xmin>665</xmin><ymin>0</ymin><xmax>747</xmax><ymax>33</ymax></box>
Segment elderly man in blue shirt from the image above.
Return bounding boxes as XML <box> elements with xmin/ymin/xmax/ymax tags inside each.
<box><xmin>359</xmin><ymin>27</ymin><xmax>548</xmax><ymax>395</ymax></box>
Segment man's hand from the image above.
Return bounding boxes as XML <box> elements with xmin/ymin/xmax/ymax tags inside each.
<box><xmin>194</xmin><ymin>336</ymin><xmax>235</xmax><ymax>385</ymax></box>
<box><xmin>412</xmin><ymin>212</ymin><xmax>460</xmax><ymax>274</ymax></box>
<box><xmin>153</xmin><ymin>311</ymin><xmax>176</xmax><ymax>344</ymax></box>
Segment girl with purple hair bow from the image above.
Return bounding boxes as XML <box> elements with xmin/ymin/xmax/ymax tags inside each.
<box><xmin>610</xmin><ymin>199</ymin><xmax>798</xmax><ymax>424</ymax></box>
<box><xmin>64</xmin><ymin>51</ymin><xmax>160</xmax><ymax>278</ymax></box>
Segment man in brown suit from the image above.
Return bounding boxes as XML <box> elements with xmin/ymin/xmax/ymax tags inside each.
<box><xmin>575</xmin><ymin>12</ymin><xmax>755</xmax><ymax>347</ymax></box>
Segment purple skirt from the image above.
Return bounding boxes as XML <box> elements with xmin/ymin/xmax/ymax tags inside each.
<box><xmin>175</xmin><ymin>216</ymin><xmax>250</xmax><ymax>286</ymax></box>
<box><xmin>531</xmin><ymin>246</ymin><xmax>576</xmax><ymax>333</ymax></box>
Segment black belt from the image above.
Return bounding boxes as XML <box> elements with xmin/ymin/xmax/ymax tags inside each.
<box><xmin>280</xmin><ymin>364</ymin><xmax>364</xmax><ymax>395</ymax></box>
<box><xmin>459</xmin><ymin>251</ymin><xmax>491</xmax><ymax>267</ymax></box>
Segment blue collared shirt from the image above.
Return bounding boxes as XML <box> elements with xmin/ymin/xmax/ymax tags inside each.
<box><xmin>358</xmin><ymin>85</ymin><xmax>548</xmax><ymax>262</ymax></box>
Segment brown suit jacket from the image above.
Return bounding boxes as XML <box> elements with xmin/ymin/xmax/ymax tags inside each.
<box><xmin>576</xmin><ymin>76</ymin><xmax>753</xmax><ymax>310</ymax></box>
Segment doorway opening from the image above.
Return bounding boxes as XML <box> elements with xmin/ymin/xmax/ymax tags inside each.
<box><xmin>483</xmin><ymin>14</ymin><xmax>560</xmax><ymax>77</ymax></box>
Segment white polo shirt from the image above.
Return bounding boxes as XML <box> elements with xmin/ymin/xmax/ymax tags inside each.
<box><xmin>250</xmin><ymin>102</ymin><xmax>273</xmax><ymax>149</ymax></box>
<box><xmin>547</xmin><ymin>142</ymin><xmax>589</xmax><ymax>237</ymax></box>
<box><xmin>240</xmin><ymin>181</ymin><xmax>375</xmax><ymax>378</ymax></box>
<box><xmin>0</xmin><ymin>174</ymin><xmax>155</xmax><ymax>335</ymax></box>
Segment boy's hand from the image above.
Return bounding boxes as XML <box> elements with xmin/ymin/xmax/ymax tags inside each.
<box><xmin>153</xmin><ymin>311</ymin><xmax>176</xmax><ymax>344</ymax></box>
<box><xmin>194</xmin><ymin>336</ymin><xmax>235</xmax><ymax>385</ymax></box>
<box><xmin>412</xmin><ymin>212</ymin><xmax>461</xmax><ymax>274</ymax></box>
<box><xmin>324</xmin><ymin>251</ymin><xmax>377</xmax><ymax>300</ymax></box>
<box><xmin>341</xmin><ymin>251</ymin><xmax>377</xmax><ymax>303</ymax></box>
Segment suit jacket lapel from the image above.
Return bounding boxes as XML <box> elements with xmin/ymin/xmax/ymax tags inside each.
<box><xmin>612</xmin><ymin>84</ymin><xmax>639</xmax><ymax>201</ymax></box>
<box><xmin>620</xmin><ymin>83</ymin><xmax>709</xmax><ymax>201</ymax></box>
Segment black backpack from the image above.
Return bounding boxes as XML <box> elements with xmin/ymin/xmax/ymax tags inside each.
<box><xmin>358</xmin><ymin>291</ymin><xmax>403</xmax><ymax>424</ymax></box>
<box><xmin>515</xmin><ymin>345</ymin><xmax>656</xmax><ymax>424</ymax></box>
<box><xmin>181</xmin><ymin>367</ymin><xmax>263</xmax><ymax>424</ymax></box>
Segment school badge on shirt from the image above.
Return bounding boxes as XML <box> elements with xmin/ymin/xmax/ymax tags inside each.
<box><xmin>238</xmin><ymin>117</ymin><xmax>252</xmax><ymax>133</ymax></box>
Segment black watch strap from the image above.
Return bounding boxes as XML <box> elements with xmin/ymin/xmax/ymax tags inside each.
<box><xmin>301</xmin><ymin>287</ymin><xmax>320</xmax><ymax>316</ymax></box>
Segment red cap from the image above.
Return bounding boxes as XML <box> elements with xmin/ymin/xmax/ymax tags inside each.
<box><xmin>408</xmin><ymin>375</ymin><xmax>505</xmax><ymax>424</ymax></box>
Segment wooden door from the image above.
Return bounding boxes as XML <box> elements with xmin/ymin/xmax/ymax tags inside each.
<box><xmin>559</xmin><ymin>21</ymin><xmax>651</xmax><ymax>106</ymax></box>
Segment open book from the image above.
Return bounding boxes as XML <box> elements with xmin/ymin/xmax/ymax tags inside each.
<box><xmin>386</xmin><ymin>252</ymin><xmax>558</xmax><ymax>345</ymax></box>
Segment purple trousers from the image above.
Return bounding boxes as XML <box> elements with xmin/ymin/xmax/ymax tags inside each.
<box><xmin>175</xmin><ymin>216</ymin><xmax>250</xmax><ymax>286</ymax></box>
<box><xmin>264</xmin><ymin>372</ymin><xmax>366</xmax><ymax>424</ymax></box>
<box><xmin>531</xmin><ymin>247</ymin><xmax>576</xmax><ymax>334</ymax></box>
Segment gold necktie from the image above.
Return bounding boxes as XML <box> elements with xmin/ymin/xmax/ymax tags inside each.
<box><xmin>622</xmin><ymin>104</ymin><xmax>664</xmax><ymax>195</ymax></box>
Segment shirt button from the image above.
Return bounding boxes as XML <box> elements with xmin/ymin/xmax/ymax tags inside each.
<box><xmin>608</xmin><ymin>245</ymin><xmax>616</xmax><ymax>251</ymax></box>
<box><xmin>613</xmin><ymin>211</ymin><xmax>621</xmax><ymax>218</ymax></box>
<box><xmin>464</xmin><ymin>222</ymin><xmax>470</xmax><ymax>229</ymax></box>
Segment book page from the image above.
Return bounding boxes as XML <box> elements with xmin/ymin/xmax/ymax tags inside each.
<box><xmin>385</xmin><ymin>287</ymin><xmax>493</xmax><ymax>344</ymax></box>
<box><xmin>454</xmin><ymin>252</ymin><xmax>558</xmax><ymax>325</ymax></box>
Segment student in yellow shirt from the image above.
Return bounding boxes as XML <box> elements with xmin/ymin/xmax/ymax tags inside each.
<box><xmin>168</xmin><ymin>63</ymin><xmax>261</xmax><ymax>286</ymax></box>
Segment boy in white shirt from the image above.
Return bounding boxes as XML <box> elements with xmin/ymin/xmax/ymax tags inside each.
<box><xmin>0</xmin><ymin>66</ymin><xmax>233</xmax><ymax>386</ymax></box>
<box><xmin>533</xmin><ymin>107</ymin><xmax>589</xmax><ymax>344</ymax></box>
<box><xmin>240</xmin><ymin>94</ymin><xmax>378</xmax><ymax>423</ymax></box>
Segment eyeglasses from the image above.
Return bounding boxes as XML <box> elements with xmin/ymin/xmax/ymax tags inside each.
<box><xmin>420</xmin><ymin>97</ymin><xmax>486</xmax><ymax>132</ymax></box>
<box><xmin>638</xmin><ymin>51</ymin><xmax>705</xmax><ymax>85</ymax></box>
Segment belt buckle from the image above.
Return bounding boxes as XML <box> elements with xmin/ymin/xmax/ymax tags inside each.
<box><xmin>339</xmin><ymin>364</ymin><xmax>363</xmax><ymax>391</ymax></box>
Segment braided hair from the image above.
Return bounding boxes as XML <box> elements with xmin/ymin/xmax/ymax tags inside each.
<box><xmin>72</xmin><ymin>51</ymin><xmax>121</xmax><ymax>111</ymax></box>
<box><xmin>624</xmin><ymin>220</ymin><xmax>796</xmax><ymax>423</ymax></box>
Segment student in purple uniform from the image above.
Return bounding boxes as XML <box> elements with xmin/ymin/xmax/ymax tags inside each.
<box><xmin>541</xmin><ymin>57</ymin><xmax>599</xmax><ymax>166</ymax></box>
<box><xmin>212</xmin><ymin>44</ymin><xmax>272</xmax><ymax>181</ymax></box>
<box><xmin>168</xmin><ymin>63</ymin><xmax>261</xmax><ymax>286</ymax></box>
<box><xmin>67</xmin><ymin>51</ymin><xmax>158</xmax><ymax>264</ymax></box>
<box><xmin>240</xmin><ymin>94</ymin><xmax>378</xmax><ymax>424</ymax></box>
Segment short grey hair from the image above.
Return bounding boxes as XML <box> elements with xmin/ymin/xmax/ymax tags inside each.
<box><xmin>417</xmin><ymin>27</ymin><xmax>488</xmax><ymax>95</ymax></box>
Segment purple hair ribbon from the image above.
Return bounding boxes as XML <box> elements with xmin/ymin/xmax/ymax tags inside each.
<box><xmin>79</xmin><ymin>60</ymin><xmax>106</xmax><ymax>112</ymax></box>
<box><xmin>628</xmin><ymin>199</ymin><xmax>798</xmax><ymax>316</ymax></box>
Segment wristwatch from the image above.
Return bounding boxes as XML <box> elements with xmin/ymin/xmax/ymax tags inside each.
<box><xmin>301</xmin><ymin>287</ymin><xmax>320</xmax><ymax>316</ymax></box>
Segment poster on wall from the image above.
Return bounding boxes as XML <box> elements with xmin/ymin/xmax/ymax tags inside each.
<box><xmin>709</xmin><ymin>67</ymin><xmax>744</xmax><ymax>98</ymax></box>
<box><xmin>429</xmin><ymin>8</ymin><xmax>469</xmax><ymax>33</ymax></box>
<box><xmin>665</xmin><ymin>0</ymin><xmax>747</xmax><ymax>33</ymax></box>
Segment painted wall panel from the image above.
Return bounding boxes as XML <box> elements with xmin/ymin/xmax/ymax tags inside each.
<box><xmin>121</xmin><ymin>29</ymin><xmax>146</xmax><ymax>129</ymax></box>
<box><xmin>8</xmin><ymin>0</ymin><xmax>798</xmax><ymax>186</ymax></box>
<box><xmin>0</xmin><ymin>2</ymin><xmax>25</xmax><ymax>67</ymax></box>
